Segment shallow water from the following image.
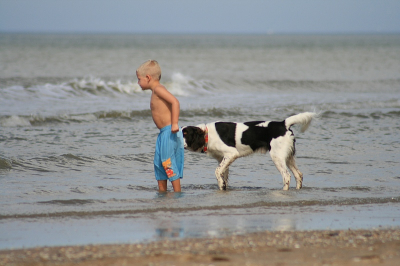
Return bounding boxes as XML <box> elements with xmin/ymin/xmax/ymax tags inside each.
<box><xmin>1</xmin><ymin>34</ymin><xmax>400</xmax><ymax>249</ymax></box>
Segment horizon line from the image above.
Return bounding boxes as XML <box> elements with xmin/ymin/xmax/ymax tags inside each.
<box><xmin>1</xmin><ymin>30</ymin><xmax>400</xmax><ymax>36</ymax></box>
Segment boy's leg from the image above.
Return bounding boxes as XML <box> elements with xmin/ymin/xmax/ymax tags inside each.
<box><xmin>158</xmin><ymin>180</ymin><xmax>168</xmax><ymax>192</ymax></box>
<box><xmin>171</xmin><ymin>178</ymin><xmax>181</xmax><ymax>192</ymax></box>
<box><xmin>157</xmin><ymin>179</ymin><xmax>181</xmax><ymax>192</ymax></box>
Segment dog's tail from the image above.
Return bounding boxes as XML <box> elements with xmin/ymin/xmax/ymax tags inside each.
<box><xmin>285</xmin><ymin>112</ymin><xmax>316</xmax><ymax>133</ymax></box>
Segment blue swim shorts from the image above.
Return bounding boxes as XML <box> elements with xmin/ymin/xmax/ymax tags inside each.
<box><xmin>154</xmin><ymin>125</ymin><xmax>184</xmax><ymax>182</ymax></box>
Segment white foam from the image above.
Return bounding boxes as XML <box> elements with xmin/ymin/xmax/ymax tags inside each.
<box><xmin>165</xmin><ymin>72</ymin><xmax>214</xmax><ymax>96</ymax></box>
<box><xmin>1</xmin><ymin>115</ymin><xmax>31</xmax><ymax>127</ymax></box>
<box><xmin>165</xmin><ymin>73</ymin><xmax>191</xmax><ymax>96</ymax></box>
<box><xmin>107</xmin><ymin>80</ymin><xmax>143</xmax><ymax>94</ymax></box>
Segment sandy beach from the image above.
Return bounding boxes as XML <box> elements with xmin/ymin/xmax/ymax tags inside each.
<box><xmin>1</xmin><ymin>228</ymin><xmax>399</xmax><ymax>266</ymax></box>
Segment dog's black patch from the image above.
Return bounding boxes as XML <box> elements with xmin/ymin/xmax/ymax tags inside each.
<box><xmin>266</xmin><ymin>121</ymin><xmax>288</xmax><ymax>139</ymax></box>
<box><xmin>241</xmin><ymin>121</ymin><xmax>287</xmax><ymax>151</ymax></box>
<box><xmin>215</xmin><ymin>122</ymin><xmax>236</xmax><ymax>147</ymax></box>
<box><xmin>243</xmin><ymin>121</ymin><xmax>264</xmax><ymax>127</ymax></box>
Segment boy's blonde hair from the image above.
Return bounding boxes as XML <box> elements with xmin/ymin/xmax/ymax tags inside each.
<box><xmin>136</xmin><ymin>60</ymin><xmax>162</xmax><ymax>81</ymax></box>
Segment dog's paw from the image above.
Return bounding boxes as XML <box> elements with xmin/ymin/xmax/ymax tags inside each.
<box><xmin>217</xmin><ymin>177</ymin><xmax>226</xmax><ymax>191</ymax></box>
<box><xmin>222</xmin><ymin>181</ymin><xmax>227</xmax><ymax>191</ymax></box>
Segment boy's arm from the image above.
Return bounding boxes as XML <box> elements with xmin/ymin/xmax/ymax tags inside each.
<box><xmin>154</xmin><ymin>86</ymin><xmax>180</xmax><ymax>133</ymax></box>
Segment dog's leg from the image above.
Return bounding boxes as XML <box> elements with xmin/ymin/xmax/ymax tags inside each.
<box><xmin>222</xmin><ymin>167</ymin><xmax>229</xmax><ymax>188</ymax></box>
<box><xmin>287</xmin><ymin>155</ymin><xmax>303</xmax><ymax>189</ymax></box>
<box><xmin>215</xmin><ymin>158</ymin><xmax>225</xmax><ymax>190</ymax></box>
<box><xmin>270</xmin><ymin>153</ymin><xmax>291</xmax><ymax>190</ymax></box>
<box><xmin>270</xmin><ymin>135</ymin><xmax>293</xmax><ymax>190</ymax></box>
<box><xmin>215</xmin><ymin>156</ymin><xmax>236</xmax><ymax>190</ymax></box>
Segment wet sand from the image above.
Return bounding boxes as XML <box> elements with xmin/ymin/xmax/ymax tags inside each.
<box><xmin>1</xmin><ymin>228</ymin><xmax>399</xmax><ymax>266</ymax></box>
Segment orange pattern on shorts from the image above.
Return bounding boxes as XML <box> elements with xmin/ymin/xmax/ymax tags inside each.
<box><xmin>162</xmin><ymin>158</ymin><xmax>176</xmax><ymax>178</ymax></box>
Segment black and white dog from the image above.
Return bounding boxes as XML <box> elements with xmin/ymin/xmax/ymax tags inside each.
<box><xmin>182</xmin><ymin>112</ymin><xmax>316</xmax><ymax>191</ymax></box>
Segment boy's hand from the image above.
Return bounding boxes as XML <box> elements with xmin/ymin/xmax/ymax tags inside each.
<box><xmin>171</xmin><ymin>124</ymin><xmax>179</xmax><ymax>133</ymax></box>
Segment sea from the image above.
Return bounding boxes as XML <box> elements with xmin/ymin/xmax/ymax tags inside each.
<box><xmin>1</xmin><ymin>34</ymin><xmax>399</xmax><ymax>249</ymax></box>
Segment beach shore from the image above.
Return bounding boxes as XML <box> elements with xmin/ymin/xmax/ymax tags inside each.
<box><xmin>1</xmin><ymin>228</ymin><xmax>399</xmax><ymax>266</ymax></box>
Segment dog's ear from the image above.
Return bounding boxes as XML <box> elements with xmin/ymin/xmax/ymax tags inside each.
<box><xmin>191</xmin><ymin>128</ymin><xmax>206</xmax><ymax>151</ymax></box>
<box><xmin>196</xmin><ymin>128</ymin><xmax>205</xmax><ymax>135</ymax></box>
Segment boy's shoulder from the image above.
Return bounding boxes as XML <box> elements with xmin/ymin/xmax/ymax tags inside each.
<box><xmin>153</xmin><ymin>84</ymin><xmax>177</xmax><ymax>100</ymax></box>
<box><xmin>153</xmin><ymin>83</ymin><xmax>167</xmax><ymax>94</ymax></box>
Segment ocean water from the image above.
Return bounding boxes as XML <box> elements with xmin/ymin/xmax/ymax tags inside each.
<box><xmin>1</xmin><ymin>34</ymin><xmax>400</xmax><ymax>249</ymax></box>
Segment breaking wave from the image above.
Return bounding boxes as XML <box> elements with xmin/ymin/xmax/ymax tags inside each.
<box><xmin>0</xmin><ymin>73</ymin><xmax>215</xmax><ymax>99</ymax></box>
<box><xmin>0</xmin><ymin>157</ymin><xmax>13</xmax><ymax>170</ymax></box>
<box><xmin>3</xmin><ymin>75</ymin><xmax>398</xmax><ymax>102</ymax></box>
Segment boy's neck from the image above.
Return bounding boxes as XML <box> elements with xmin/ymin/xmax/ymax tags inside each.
<box><xmin>148</xmin><ymin>78</ymin><xmax>161</xmax><ymax>92</ymax></box>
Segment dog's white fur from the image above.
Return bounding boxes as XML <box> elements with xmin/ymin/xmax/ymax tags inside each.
<box><xmin>182</xmin><ymin>112</ymin><xmax>316</xmax><ymax>190</ymax></box>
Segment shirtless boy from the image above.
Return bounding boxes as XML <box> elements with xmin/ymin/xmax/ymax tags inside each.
<box><xmin>136</xmin><ymin>60</ymin><xmax>184</xmax><ymax>192</ymax></box>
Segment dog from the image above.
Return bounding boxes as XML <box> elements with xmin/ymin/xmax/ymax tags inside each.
<box><xmin>182</xmin><ymin>112</ymin><xmax>316</xmax><ymax>191</ymax></box>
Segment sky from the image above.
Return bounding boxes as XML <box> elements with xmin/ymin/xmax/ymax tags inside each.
<box><xmin>0</xmin><ymin>0</ymin><xmax>399</xmax><ymax>34</ymax></box>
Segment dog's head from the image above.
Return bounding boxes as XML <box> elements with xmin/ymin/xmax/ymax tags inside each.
<box><xmin>182</xmin><ymin>126</ymin><xmax>206</xmax><ymax>152</ymax></box>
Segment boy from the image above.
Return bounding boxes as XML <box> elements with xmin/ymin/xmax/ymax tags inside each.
<box><xmin>136</xmin><ymin>60</ymin><xmax>184</xmax><ymax>192</ymax></box>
